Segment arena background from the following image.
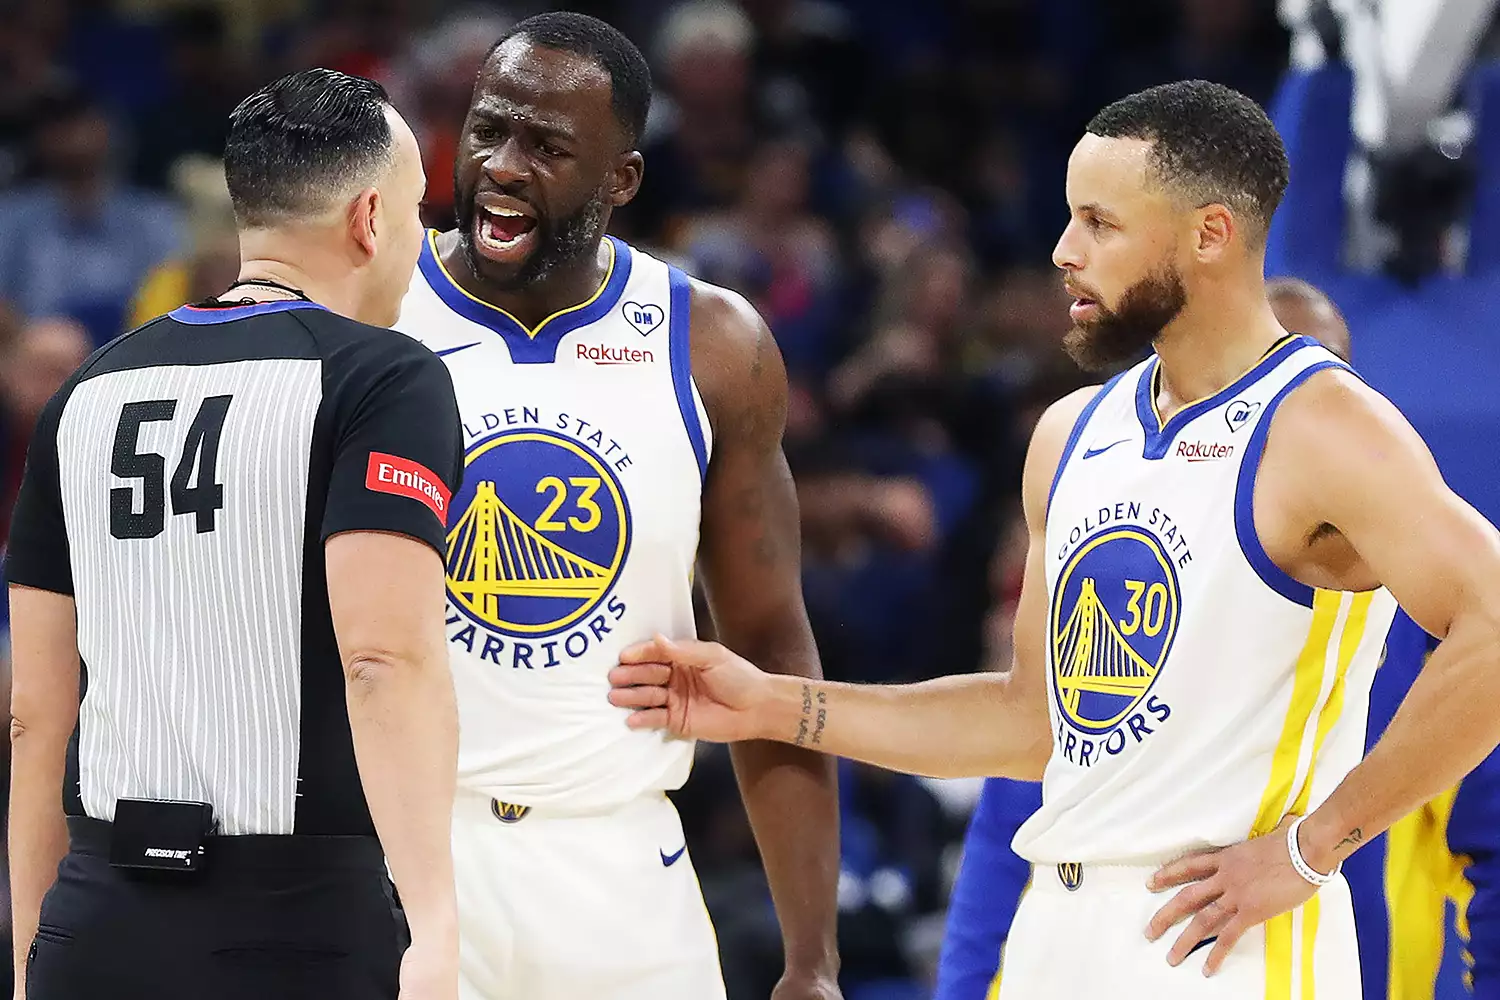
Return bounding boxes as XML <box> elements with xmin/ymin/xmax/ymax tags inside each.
<box><xmin>0</xmin><ymin>1</ymin><xmax>1496</xmax><ymax>997</ymax></box>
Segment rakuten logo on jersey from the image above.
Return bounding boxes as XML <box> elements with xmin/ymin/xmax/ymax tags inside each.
<box><xmin>1176</xmin><ymin>440</ymin><xmax>1234</xmax><ymax>463</ymax></box>
<box><xmin>366</xmin><ymin>452</ymin><xmax>450</xmax><ymax>519</ymax></box>
<box><xmin>577</xmin><ymin>343</ymin><xmax>654</xmax><ymax>365</ymax></box>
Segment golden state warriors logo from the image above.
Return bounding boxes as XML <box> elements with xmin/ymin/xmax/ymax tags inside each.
<box><xmin>491</xmin><ymin>799</ymin><xmax>532</xmax><ymax>824</ymax></box>
<box><xmin>446</xmin><ymin>428</ymin><xmax>631</xmax><ymax>640</ymax></box>
<box><xmin>1049</xmin><ymin>526</ymin><xmax>1179</xmax><ymax>764</ymax></box>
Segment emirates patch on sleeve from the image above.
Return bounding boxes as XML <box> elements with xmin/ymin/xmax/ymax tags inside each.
<box><xmin>365</xmin><ymin>452</ymin><xmax>450</xmax><ymax>520</ymax></box>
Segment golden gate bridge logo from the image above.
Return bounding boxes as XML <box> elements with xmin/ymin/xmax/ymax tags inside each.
<box><xmin>1049</xmin><ymin>527</ymin><xmax>1179</xmax><ymax>734</ymax></box>
<box><xmin>445</xmin><ymin>429</ymin><xmax>630</xmax><ymax>636</ymax></box>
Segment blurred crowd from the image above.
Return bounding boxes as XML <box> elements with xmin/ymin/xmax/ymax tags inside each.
<box><xmin>0</xmin><ymin>0</ymin><xmax>1296</xmax><ymax>995</ymax></box>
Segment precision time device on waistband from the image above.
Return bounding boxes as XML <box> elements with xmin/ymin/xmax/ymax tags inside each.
<box><xmin>109</xmin><ymin>798</ymin><xmax>216</xmax><ymax>875</ymax></box>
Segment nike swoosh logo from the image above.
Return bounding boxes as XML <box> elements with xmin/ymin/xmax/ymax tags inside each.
<box><xmin>660</xmin><ymin>846</ymin><xmax>687</xmax><ymax>867</ymax></box>
<box><xmin>435</xmin><ymin>342</ymin><xmax>482</xmax><ymax>357</ymax></box>
<box><xmin>1081</xmin><ymin>439</ymin><xmax>1130</xmax><ymax>459</ymax></box>
<box><xmin>1186</xmin><ymin>935</ymin><xmax>1218</xmax><ymax>958</ymax></box>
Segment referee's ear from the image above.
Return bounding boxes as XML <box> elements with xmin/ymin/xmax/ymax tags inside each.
<box><xmin>349</xmin><ymin>187</ymin><xmax>381</xmax><ymax>261</ymax></box>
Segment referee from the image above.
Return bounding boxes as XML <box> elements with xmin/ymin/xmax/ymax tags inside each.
<box><xmin>5</xmin><ymin>70</ymin><xmax>461</xmax><ymax>999</ymax></box>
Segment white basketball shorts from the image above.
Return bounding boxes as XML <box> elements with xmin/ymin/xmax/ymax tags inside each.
<box><xmin>451</xmin><ymin>788</ymin><xmax>727</xmax><ymax>1000</ymax></box>
<box><xmin>997</xmin><ymin>862</ymin><xmax>1361</xmax><ymax>998</ymax></box>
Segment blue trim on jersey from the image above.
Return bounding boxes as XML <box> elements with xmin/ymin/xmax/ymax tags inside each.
<box><xmin>1345</xmin><ymin>611</ymin><xmax>1466</xmax><ymax>1000</ymax></box>
<box><xmin>416</xmin><ymin>231</ymin><xmax>634</xmax><ymax>364</ymax></box>
<box><xmin>1046</xmin><ymin>371</ymin><xmax>1125</xmax><ymax>516</ymax></box>
<box><xmin>168</xmin><ymin>300</ymin><xmax>328</xmax><ymax>324</ymax></box>
<box><xmin>933</xmin><ymin>778</ymin><xmax>1041</xmax><ymax>1000</ymax></box>
<box><xmin>667</xmin><ymin>266</ymin><xmax>709</xmax><ymax>481</ymax></box>
<box><xmin>1231</xmin><ymin>358</ymin><xmax>1346</xmax><ymax>608</ymax></box>
<box><xmin>1134</xmin><ymin>335</ymin><xmax>1310</xmax><ymax>459</ymax></box>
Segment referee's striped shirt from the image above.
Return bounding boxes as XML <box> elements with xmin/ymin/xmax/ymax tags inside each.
<box><xmin>4</xmin><ymin>297</ymin><xmax>462</xmax><ymax>837</ymax></box>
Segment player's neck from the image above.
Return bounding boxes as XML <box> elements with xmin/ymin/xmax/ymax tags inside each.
<box><xmin>443</xmin><ymin>232</ymin><xmax>613</xmax><ymax>331</ymax></box>
<box><xmin>1152</xmin><ymin>285</ymin><xmax>1287</xmax><ymax>419</ymax></box>
<box><xmin>234</xmin><ymin>228</ymin><xmax>369</xmax><ymax>321</ymax></box>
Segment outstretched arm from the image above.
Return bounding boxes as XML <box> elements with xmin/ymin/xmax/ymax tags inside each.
<box><xmin>688</xmin><ymin>284</ymin><xmax>840</xmax><ymax>998</ymax></box>
<box><xmin>612</xmin><ymin>385</ymin><xmax>1096</xmax><ymax>780</ymax></box>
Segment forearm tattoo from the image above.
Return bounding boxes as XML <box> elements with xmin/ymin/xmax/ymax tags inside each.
<box><xmin>794</xmin><ymin>684</ymin><xmax>828</xmax><ymax>746</ymax></box>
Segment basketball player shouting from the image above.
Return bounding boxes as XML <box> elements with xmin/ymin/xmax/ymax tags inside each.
<box><xmin>394</xmin><ymin>12</ymin><xmax>839</xmax><ymax>1000</ymax></box>
<box><xmin>610</xmin><ymin>81</ymin><xmax>1500</xmax><ymax>997</ymax></box>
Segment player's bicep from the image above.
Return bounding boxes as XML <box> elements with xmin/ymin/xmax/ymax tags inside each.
<box><xmin>693</xmin><ymin>300</ymin><xmax>811</xmax><ymax>667</ymax></box>
<box><xmin>1006</xmin><ymin>529</ymin><xmax>1050</xmax><ymax>703</ymax></box>
<box><xmin>322</xmin><ymin>352</ymin><xmax>464</xmax><ymax>556</ymax></box>
<box><xmin>1002</xmin><ymin>386</ymin><xmax>1099</xmax><ymax>755</ymax></box>
<box><xmin>1296</xmin><ymin>373</ymin><xmax>1500</xmax><ymax>639</ymax></box>
<box><xmin>697</xmin><ymin>420</ymin><xmax>807</xmax><ymax>654</ymax></box>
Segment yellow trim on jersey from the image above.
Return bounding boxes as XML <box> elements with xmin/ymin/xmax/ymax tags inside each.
<box><xmin>1290</xmin><ymin>591</ymin><xmax>1374</xmax><ymax>817</ymax></box>
<box><xmin>424</xmin><ymin>229</ymin><xmax>617</xmax><ymax>340</ymax></box>
<box><xmin>1385</xmin><ymin>782</ymin><xmax>1470</xmax><ymax>1000</ymax></box>
<box><xmin>1148</xmin><ymin>334</ymin><xmax>1299</xmax><ymax>430</ymax></box>
<box><xmin>1257</xmin><ymin>589</ymin><xmax>1369</xmax><ymax>1000</ymax></box>
<box><xmin>1251</xmin><ymin>589</ymin><xmax>1342</xmax><ymax>838</ymax></box>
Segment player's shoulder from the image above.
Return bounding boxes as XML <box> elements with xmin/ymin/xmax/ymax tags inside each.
<box><xmin>1267</xmin><ymin>361</ymin><xmax>1419</xmax><ymax>463</ymax></box>
<box><xmin>683</xmin><ymin>273</ymin><xmax>778</xmax><ymax>390</ymax></box>
<box><xmin>681</xmin><ymin>275</ymin><xmax>784</xmax><ymax>435</ymax></box>
<box><xmin>1273</xmin><ymin>360</ymin><xmax>1382</xmax><ymax>420</ymax></box>
<box><xmin>1022</xmin><ymin>383</ymin><xmax>1107</xmax><ymax>524</ymax></box>
<box><xmin>686</xmin><ymin>274</ymin><xmax>766</xmax><ymax>354</ymax></box>
<box><xmin>1035</xmin><ymin>384</ymin><xmax>1105</xmax><ymax>443</ymax></box>
<box><xmin>1257</xmin><ymin>355</ymin><xmax>1441</xmax><ymax>525</ymax></box>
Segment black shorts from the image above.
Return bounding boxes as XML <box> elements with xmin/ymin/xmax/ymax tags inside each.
<box><xmin>26</xmin><ymin>817</ymin><xmax>408</xmax><ymax>1000</ymax></box>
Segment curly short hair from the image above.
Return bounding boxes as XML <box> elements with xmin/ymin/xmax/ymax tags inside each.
<box><xmin>488</xmin><ymin>12</ymin><xmax>652</xmax><ymax>147</ymax></box>
<box><xmin>1087</xmin><ymin>80</ymin><xmax>1290</xmax><ymax>245</ymax></box>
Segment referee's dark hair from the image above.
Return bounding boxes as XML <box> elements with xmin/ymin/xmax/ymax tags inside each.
<box><xmin>224</xmin><ymin>68</ymin><xmax>395</xmax><ymax>228</ymax></box>
<box><xmin>489</xmin><ymin>12</ymin><xmax>652</xmax><ymax>146</ymax></box>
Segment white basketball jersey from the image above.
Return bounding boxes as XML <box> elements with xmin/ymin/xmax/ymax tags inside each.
<box><xmin>1011</xmin><ymin>336</ymin><xmax>1398</xmax><ymax>866</ymax></box>
<box><xmin>395</xmin><ymin>232</ymin><xmax>710</xmax><ymax>812</ymax></box>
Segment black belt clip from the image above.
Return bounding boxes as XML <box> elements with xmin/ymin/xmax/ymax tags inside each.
<box><xmin>109</xmin><ymin>798</ymin><xmax>215</xmax><ymax>875</ymax></box>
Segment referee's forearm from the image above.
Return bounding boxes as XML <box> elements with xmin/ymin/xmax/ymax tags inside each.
<box><xmin>9</xmin><ymin>722</ymin><xmax>70</xmax><ymax>986</ymax></box>
<box><xmin>345</xmin><ymin>653</ymin><xmax>460</xmax><ymax>941</ymax></box>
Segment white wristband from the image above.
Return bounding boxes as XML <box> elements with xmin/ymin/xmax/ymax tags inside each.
<box><xmin>1286</xmin><ymin>816</ymin><xmax>1340</xmax><ymax>886</ymax></box>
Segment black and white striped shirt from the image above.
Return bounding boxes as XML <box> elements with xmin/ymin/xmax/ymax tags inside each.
<box><xmin>4</xmin><ymin>298</ymin><xmax>462</xmax><ymax>836</ymax></box>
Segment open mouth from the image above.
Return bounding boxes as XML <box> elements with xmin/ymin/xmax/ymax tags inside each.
<box><xmin>1069</xmin><ymin>298</ymin><xmax>1100</xmax><ymax>321</ymax></box>
<box><xmin>1065</xmin><ymin>285</ymin><xmax>1100</xmax><ymax>321</ymax></box>
<box><xmin>473</xmin><ymin>201</ymin><xmax>539</xmax><ymax>264</ymax></box>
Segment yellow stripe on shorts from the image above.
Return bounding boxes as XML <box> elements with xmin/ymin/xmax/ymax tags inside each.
<box><xmin>1251</xmin><ymin>589</ymin><xmax>1354</xmax><ymax>999</ymax></box>
<box><xmin>1301</xmin><ymin>894</ymin><xmax>1322</xmax><ymax>1000</ymax></box>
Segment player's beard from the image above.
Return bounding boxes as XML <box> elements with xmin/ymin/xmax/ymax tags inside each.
<box><xmin>1063</xmin><ymin>265</ymin><xmax>1188</xmax><ymax>373</ymax></box>
<box><xmin>457</xmin><ymin>184</ymin><xmax>609</xmax><ymax>293</ymax></box>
